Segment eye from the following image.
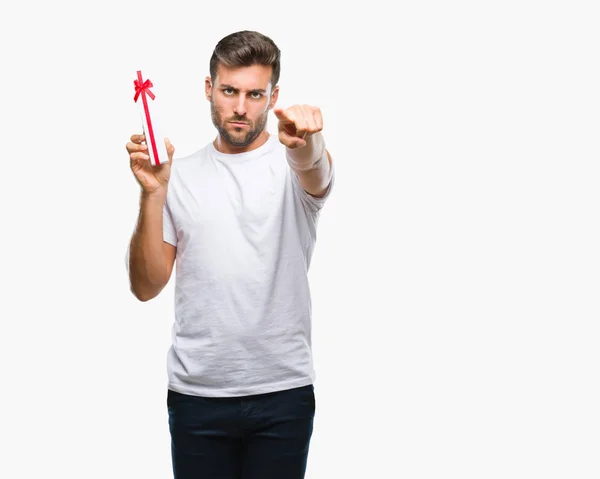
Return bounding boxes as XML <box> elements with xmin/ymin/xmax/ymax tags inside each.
<box><xmin>223</xmin><ymin>88</ymin><xmax>234</xmax><ymax>95</ymax></box>
<box><xmin>250</xmin><ymin>92</ymin><xmax>263</xmax><ymax>99</ymax></box>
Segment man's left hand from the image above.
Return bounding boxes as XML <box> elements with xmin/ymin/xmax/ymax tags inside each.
<box><xmin>274</xmin><ymin>105</ymin><xmax>323</xmax><ymax>149</ymax></box>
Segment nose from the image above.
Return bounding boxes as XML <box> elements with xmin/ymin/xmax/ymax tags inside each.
<box><xmin>233</xmin><ymin>94</ymin><xmax>247</xmax><ymax>117</ymax></box>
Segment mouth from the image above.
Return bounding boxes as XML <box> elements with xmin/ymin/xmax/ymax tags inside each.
<box><xmin>229</xmin><ymin>121</ymin><xmax>250</xmax><ymax>128</ymax></box>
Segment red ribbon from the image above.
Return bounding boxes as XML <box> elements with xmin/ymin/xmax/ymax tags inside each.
<box><xmin>133</xmin><ymin>70</ymin><xmax>160</xmax><ymax>166</ymax></box>
<box><xmin>134</xmin><ymin>76</ymin><xmax>155</xmax><ymax>102</ymax></box>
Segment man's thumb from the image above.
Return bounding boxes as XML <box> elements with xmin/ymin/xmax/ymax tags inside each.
<box><xmin>165</xmin><ymin>137</ymin><xmax>175</xmax><ymax>163</ymax></box>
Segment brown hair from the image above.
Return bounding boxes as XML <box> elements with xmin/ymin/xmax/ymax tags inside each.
<box><xmin>209</xmin><ymin>31</ymin><xmax>281</xmax><ymax>87</ymax></box>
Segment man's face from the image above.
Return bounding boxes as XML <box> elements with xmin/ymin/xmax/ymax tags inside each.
<box><xmin>206</xmin><ymin>64</ymin><xmax>279</xmax><ymax>149</ymax></box>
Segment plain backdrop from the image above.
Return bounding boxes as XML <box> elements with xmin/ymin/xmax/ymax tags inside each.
<box><xmin>1</xmin><ymin>1</ymin><xmax>599</xmax><ymax>478</ymax></box>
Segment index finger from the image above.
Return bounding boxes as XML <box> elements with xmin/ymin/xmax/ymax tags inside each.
<box><xmin>274</xmin><ymin>108</ymin><xmax>295</xmax><ymax>124</ymax></box>
<box><xmin>130</xmin><ymin>133</ymin><xmax>146</xmax><ymax>144</ymax></box>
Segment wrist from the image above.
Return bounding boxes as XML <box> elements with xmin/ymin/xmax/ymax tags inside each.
<box><xmin>140</xmin><ymin>188</ymin><xmax>167</xmax><ymax>205</ymax></box>
<box><xmin>286</xmin><ymin>133</ymin><xmax>326</xmax><ymax>170</ymax></box>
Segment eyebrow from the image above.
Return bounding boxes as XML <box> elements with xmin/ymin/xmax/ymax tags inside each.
<box><xmin>220</xmin><ymin>84</ymin><xmax>267</xmax><ymax>94</ymax></box>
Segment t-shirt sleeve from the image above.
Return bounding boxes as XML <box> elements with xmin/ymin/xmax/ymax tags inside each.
<box><xmin>163</xmin><ymin>199</ymin><xmax>177</xmax><ymax>247</ymax></box>
<box><xmin>290</xmin><ymin>156</ymin><xmax>335</xmax><ymax>215</ymax></box>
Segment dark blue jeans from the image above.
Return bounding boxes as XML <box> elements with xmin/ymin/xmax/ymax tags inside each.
<box><xmin>167</xmin><ymin>384</ymin><xmax>316</xmax><ymax>479</ymax></box>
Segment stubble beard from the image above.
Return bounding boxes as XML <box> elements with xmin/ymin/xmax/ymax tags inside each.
<box><xmin>211</xmin><ymin>99</ymin><xmax>268</xmax><ymax>148</ymax></box>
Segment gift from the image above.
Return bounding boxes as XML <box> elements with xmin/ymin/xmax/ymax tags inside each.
<box><xmin>133</xmin><ymin>70</ymin><xmax>169</xmax><ymax>166</ymax></box>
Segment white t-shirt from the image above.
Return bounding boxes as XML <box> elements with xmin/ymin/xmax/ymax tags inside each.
<box><xmin>161</xmin><ymin>134</ymin><xmax>334</xmax><ymax>397</ymax></box>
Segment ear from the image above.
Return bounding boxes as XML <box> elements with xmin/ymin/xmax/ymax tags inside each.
<box><xmin>205</xmin><ymin>76</ymin><xmax>213</xmax><ymax>101</ymax></box>
<box><xmin>268</xmin><ymin>86</ymin><xmax>279</xmax><ymax>110</ymax></box>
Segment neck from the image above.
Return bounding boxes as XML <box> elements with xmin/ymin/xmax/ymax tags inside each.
<box><xmin>213</xmin><ymin>130</ymin><xmax>270</xmax><ymax>154</ymax></box>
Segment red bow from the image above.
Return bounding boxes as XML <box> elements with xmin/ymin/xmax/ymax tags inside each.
<box><xmin>134</xmin><ymin>71</ymin><xmax>156</xmax><ymax>102</ymax></box>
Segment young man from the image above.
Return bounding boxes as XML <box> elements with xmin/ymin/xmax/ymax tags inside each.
<box><xmin>126</xmin><ymin>30</ymin><xmax>334</xmax><ymax>478</ymax></box>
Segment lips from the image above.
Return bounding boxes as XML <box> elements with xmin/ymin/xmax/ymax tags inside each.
<box><xmin>229</xmin><ymin>121</ymin><xmax>249</xmax><ymax>127</ymax></box>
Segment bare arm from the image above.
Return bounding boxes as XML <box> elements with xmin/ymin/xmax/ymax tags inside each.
<box><xmin>129</xmin><ymin>193</ymin><xmax>177</xmax><ymax>301</ymax></box>
<box><xmin>274</xmin><ymin>106</ymin><xmax>333</xmax><ymax>198</ymax></box>
<box><xmin>128</xmin><ymin>193</ymin><xmax>176</xmax><ymax>302</ymax></box>
<box><xmin>125</xmin><ymin>133</ymin><xmax>176</xmax><ymax>302</ymax></box>
<box><xmin>286</xmin><ymin>131</ymin><xmax>333</xmax><ymax>198</ymax></box>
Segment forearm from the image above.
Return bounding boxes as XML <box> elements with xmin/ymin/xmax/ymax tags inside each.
<box><xmin>286</xmin><ymin>132</ymin><xmax>333</xmax><ymax>197</ymax></box>
<box><xmin>128</xmin><ymin>193</ymin><xmax>169</xmax><ymax>301</ymax></box>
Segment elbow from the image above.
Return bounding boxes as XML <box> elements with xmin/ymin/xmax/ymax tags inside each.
<box><xmin>127</xmin><ymin>262</ymin><xmax>170</xmax><ymax>302</ymax></box>
<box><xmin>130</xmin><ymin>286</ymin><xmax>153</xmax><ymax>302</ymax></box>
<box><xmin>134</xmin><ymin>291</ymin><xmax>154</xmax><ymax>302</ymax></box>
<box><xmin>129</xmin><ymin>282</ymin><xmax>162</xmax><ymax>302</ymax></box>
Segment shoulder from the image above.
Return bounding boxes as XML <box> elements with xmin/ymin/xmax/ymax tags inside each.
<box><xmin>170</xmin><ymin>143</ymin><xmax>212</xmax><ymax>178</ymax></box>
